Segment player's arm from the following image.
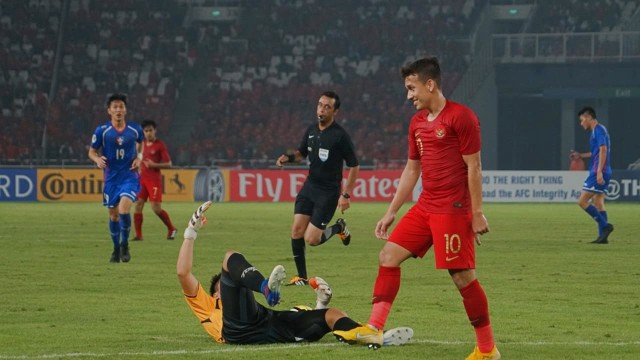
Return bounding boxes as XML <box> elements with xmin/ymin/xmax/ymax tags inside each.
<box><xmin>177</xmin><ymin>201</ymin><xmax>211</xmax><ymax>297</ymax></box>
<box><xmin>144</xmin><ymin>143</ymin><xmax>173</xmax><ymax>169</ymax></box>
<box><xmin>570</xmin><ymin>150</ymin><xmax>592</xmax><ymax>159</ymax></box>
<box><xmin>177</xmin><ymin>234</ymin><xmax>199</xmax><ymax>297</ymax></box>
<box><xmin>88</xmin><ymin>147</ymin><xmax>106</xmax><ymax>169</ymax></box>
<box><xmin>462</xmin><ymin>151</ymin><xmax>489</xmax><ymax>243</ymax></box>
<box><xmin>596</xmin><ymin>144</ymin><xmax>607</xmax><ymax>184</ymax></box>
<box><xmin>131</xmin><ymin>142</ymin><xmax>142</xmax><ymax>170</ymax></box>
<box><xmin>375</xmin><ymin>159</ymin><xmax>420</xmax><ymax>239</ymax></box>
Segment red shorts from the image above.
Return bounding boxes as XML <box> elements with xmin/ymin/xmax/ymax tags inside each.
<box><xmin>388</xmin><ymin>205</ymin><xmax>475</xmax><ymax>269</ymax></box>
<box><xmin>137</xmin><ymin>178</ymin><xmax>163</xmax><ymax>202</ymax></box>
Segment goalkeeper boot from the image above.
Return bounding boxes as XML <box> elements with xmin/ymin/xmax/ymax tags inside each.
<box><xmin>333</xmin><ymin>324</ymin><xmax>383</xmax><ymax>349</ymax></box>
<box><xmin>286</xmin><ymin>276</ymin><xmax>308</xmax><ymax>286</ymax></box>
<box><xmin>261</xmin><ymin>265</ymin><xmax>286</xmax><ymax>306</ymax></box>
<box><xmin>309</xmin><ymin>277</ymin><xmax>332</xmax><ymax>309</ymax></box>
<box><xmin>382</xmin><ymin>327</ymin><xmax>414</xmax><ymax>346</ymax></box>
<box><xmin>466</xmin><ymin>346</ymin><xmax>501</xmax><ymax>360</ymax></box>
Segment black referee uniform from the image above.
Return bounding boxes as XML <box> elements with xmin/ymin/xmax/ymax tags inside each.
<box><xmin>295</xmin><ymin>121</ymin><xmax>359</xmax><ymax>229</ymax></box>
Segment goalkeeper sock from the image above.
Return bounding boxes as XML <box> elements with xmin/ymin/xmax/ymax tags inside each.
<box><xmin>226</xmin><ymin>252</ymin><xmax>265</xmax><ymax>293</ymax></box>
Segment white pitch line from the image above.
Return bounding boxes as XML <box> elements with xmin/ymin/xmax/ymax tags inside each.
<box><xmin>1</xmin><ymin>338</ymin><xmax>639</xmax><ymax>359</ymax></box>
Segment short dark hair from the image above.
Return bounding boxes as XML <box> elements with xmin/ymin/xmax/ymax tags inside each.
<box><xmin>209</xmin><ymin>273</ymin><xmax>221</xmax><ymax>296</ymax></box>
<box><xmin>141</xmin><ymin>119</ymin><xmax>157</xmax><ymax>129</ymax></box>
<box><xmin>320</xmin><ymin>90</ymin><xmax>341</xmax><ymax>110</ymax></box>
<box><xmin>400</xmin><ymin>57</ymin><xmax>442</xmax><ymax>88</ymax></box>
<box><xmin>107</xmin><ymin>93</ymin><xmax>127</xmax><ymax>108</ymax></box>
<box><xmin>578</xmin><ymin>106</ymin><xmax>596</xmax><ymax>118</ymax></box>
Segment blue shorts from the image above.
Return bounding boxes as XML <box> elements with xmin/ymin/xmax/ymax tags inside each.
<box><xmin>582</xmin><ymin>172</ymin><xmax>611</xmax><ymax>194</ymax></box>
<box><xmin>103</xmin><ymin>179</ymin><xmax>140</xmax><ymax>208</ymax></box>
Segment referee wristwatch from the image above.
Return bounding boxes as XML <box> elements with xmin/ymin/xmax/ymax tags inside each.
<box><xmin>341</xmin><ymin>192</ymin><xmax>351</xmax><ymax>199</ymax></box>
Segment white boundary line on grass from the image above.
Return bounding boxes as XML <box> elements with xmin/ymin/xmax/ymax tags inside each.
<box><xmin>1</xmin><ymin>339</ymin><xmax>639</xmax><ymax>359</ymax></box>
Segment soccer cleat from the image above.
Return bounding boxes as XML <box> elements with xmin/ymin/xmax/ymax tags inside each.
<box><xmin>286</xmin><ymin>276</ymin><xmax>309</xmax><ymax>286</ymax></box>
<box><xmin>591</xmin><ymin>223</ymin><xmax>614</xmax><ymax>244</ymax></box>
<box><xmin>466</xmin><ymin>346</ymin><xmax>501</xmax><ymax>360</ymax></box>
<box><xmin>109</xmin><ymin>250</ymin><xmax>120</xmax><ymax>263</ymax></box>
<box><xmin>167</xmin><ymin>228</ymin><xmax>177</xmax><ymax>240</ymax></box>
<box><xmin>382</xmin><ymin>327</ymin><xmax>414</xmax><ymax>346</ymax></box>
<box><xmin>263</xmin><ymin>265</ymin><xmax>286</xmax><ymax>306</ymax></box>
<box><xmin>336</xmin><ymin>218</ymin><xmax>351</xmax><ymax>246</ymax></box>
<box><xmin>333</xmin><ymin>324</ymin><xmax>383</xmax><ymax>349</ymax></box>
<box><xmin>133</xmin><ymin>236</ymin><xmax>143</xmax><ymax>241</ymax></box>
<box><xmin>309</xmin><ymin>277</ymin><xmax>332</xmax><ymax>309</ymax></box>
<box><xmin>120</xmin><ymin>245</ymin><xmax>131</xmax><ymax>263</ymax></box>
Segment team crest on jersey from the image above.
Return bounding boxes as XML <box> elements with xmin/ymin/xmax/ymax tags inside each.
<box><xmin>116</xmin><ymin>136</ymin><xmax>124</xmax><ymax>145</ymax></box>
<box><xmin>435</xmin><ymin>127</ymin><xmax>446</xmax><ymax>139</ymax></box>
<box><xmin>318</xmin><ymin>148</ymin><xmax>329</xmax><ymax>161</ymax></box>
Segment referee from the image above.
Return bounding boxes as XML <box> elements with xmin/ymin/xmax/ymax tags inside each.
<box><xmin>276</xmin><ymin>91</ymin><xmax>360</xmax><ymax>286</ymax></box>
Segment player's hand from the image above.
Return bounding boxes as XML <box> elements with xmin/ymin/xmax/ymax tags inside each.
<box><xmin>375</xmin><ymin>213</ymin><xmax>395</xmax><ymax>240</ymax></box>
<box><xmin>596</xmin><ymin>172</ymin><xmax>604</xmax><ymax>185</ymax></box>
<box><xmin>131</xmin><ymin>158</ymin><xmax>141</xmax><ymax>170</ymax></box>
<box><xmin>95</xmin><ymin>156</ymin><xmax>107</xmax><ymax>169</ymax></box>
<box><xmin>276</xmin><ymin>154</ymin><xmax>287</xmax><ymax>167</ymax></box>
<box><xmin>337</xmin><ymin>196</ymin><xmax>350</xmax><ymax>214</ymax></box>
<box><xmin>143</xmin><ymin>159</ymin><xmax>157</xmax><ymax>168</ymax></box>
<box><xmin>472</xmin><ymin>212</ymin><xmax>489</xmax><ymax>245</ymax></box>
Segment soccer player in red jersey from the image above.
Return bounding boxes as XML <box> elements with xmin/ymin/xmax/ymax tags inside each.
<box><xmin>133</xmin><ymin>119</ymin><xmax>177</xmax><ymax>240</ymax></box>
<box><xmin>333</xmin><ymin>57</ymin><xmax>500</xmax><ymax>359</ymax></box>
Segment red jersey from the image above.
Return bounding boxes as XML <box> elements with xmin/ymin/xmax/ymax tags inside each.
<box><xmin>407</xmin><ymin>100</ymin><xmax>481</xmax><ymax>214</ymax></box>
<box><xmin>140</xmin><ymin>139</ymin><xmax>171</xmax><ymax>183</ymax></box>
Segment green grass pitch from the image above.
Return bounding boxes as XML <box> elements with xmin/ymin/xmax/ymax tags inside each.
<box><xmin>0</xmin><ymin>202</ymin><xmax>639</xmax><ymax>359</ymax></box>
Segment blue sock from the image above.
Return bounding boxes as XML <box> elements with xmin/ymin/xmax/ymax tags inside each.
<box><xmin>109</xmin><ymin>220</ymin><xmax>120</xmax><ymax>250</ymax></box>
<box><xmin>584</xmin><ymin>205</ymin><xmax>607</xmax><ymax>229</ymax></box>
<box><xmin>598</xmin><ymin>211</ymin><xmax>608</xmax><ymax>236</ymax></box>
<box><xmin>120</xmin><ymin>213</ymin><xmax>131</xmax><ymax>247</ymax></box>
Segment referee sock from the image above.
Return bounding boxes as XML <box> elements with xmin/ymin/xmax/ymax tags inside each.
<box><xmin>226</xmin><ymin>252</ymin><xmax>265</xmax><ymax>293</ymax></box>
<box><xmin>320</xmin><ymin>223</ymin><xmax>341</xmax><ymax>244</ymax></box>
<box><xmin>368</xmin><ymin>266</ymin><xmax>401</xmax><ymax>330</ymax></box>
<box><xmin>119</xmin><ymin>213</ymin><xmax>131</xmax><ymax>247</ymax></box>
<box><xmin>584</xmin><ymin>205</ymin><xmax>607</xmax><ymax>229</ymax></box>
<box><xmin>109</xmin><ymin>220</ymin><xmax>120</xmax><ymax>250</ymax></box>
<box><xmin>291</xmin><ymin>238</ymin><xmax>307</xmax><ymax>279</ymax></box>
<box><xmin>460</xmin><ymin>279</ymin><xmax>494</xmax><ymax>353</ymax></box>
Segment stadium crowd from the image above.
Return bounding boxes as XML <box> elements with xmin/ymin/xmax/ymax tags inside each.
<box><xmin>1</xmin><ymin>0</ymin><xmax>637</xmax><ymax>167</ymax></box>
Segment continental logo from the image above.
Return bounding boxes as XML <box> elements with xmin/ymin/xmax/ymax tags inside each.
<box><xmin>38</xmin><ymin>169</ymin><xmax>104</xmax><ymax>202</ymax></box>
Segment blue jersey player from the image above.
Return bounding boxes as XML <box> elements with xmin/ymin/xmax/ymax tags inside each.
<box><xmin>571</xmin><ymin>106</ymin><xmax>613</xmax><ymax>244</ymax></box>
<box><xmin>88</xmin><ymin>93</ymin><xmax>144</xmax><ymax>262</ymax></box>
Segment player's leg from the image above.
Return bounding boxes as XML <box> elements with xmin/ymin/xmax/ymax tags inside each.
<box><xmin>591</xmin><ymin>192</ymin><xmax>613</xmax><ymax>243</ymax></box>
<box><xmin>133</xmin><ymin>188</ymin><xmax>146</xmax><ymax>240</ymax></box>
<box><xmin>107</xmin><ymin>206</ymin><xmax>121</xmax><ymax>263</ymax></box>
<box><xmin>221</xmin><ymin>250</ymin><xmax>286</xmax><ymax>312</ymax></box>
<box><xmin>433</xmin><ymin>213</ymin><xmax>499</xmax><ymax>359</ymax></box>
<box><xmin>147</xmin><ymin>181</ymin><xmax>177</xmax><ymax>239</ymax></box>
<box><xmin>333</xmin><ymin>209</ymin><xmax>425</xmax><ymax>347</ymax></box>
<box><xmin>118</xmin><ymin>195</ymin><xmax>135</xmax><ymax>262</ymax></box>
<box><xmin>103</xmin><ymin>183</ymin><xmax>122</xmax><ymax>263</ymax></box>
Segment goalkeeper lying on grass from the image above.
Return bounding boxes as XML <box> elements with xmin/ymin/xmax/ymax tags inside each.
<box><xmin>176</xmin><ymin>201</ymin><xmax>413</xmax><ymax>348</ymax></box>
